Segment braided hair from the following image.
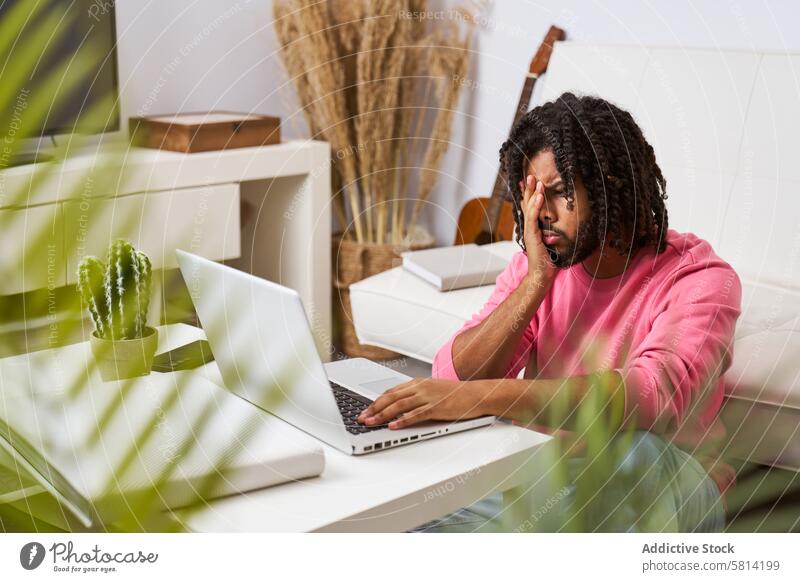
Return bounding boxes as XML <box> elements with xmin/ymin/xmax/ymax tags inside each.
<box><xmin>499</xmin><ymin>92</ymin><xmax>668</xmax><ymax>259</ymax></box>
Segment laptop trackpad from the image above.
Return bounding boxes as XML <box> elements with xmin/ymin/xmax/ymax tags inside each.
<box><xmin>358</xmin><ymin>377</ymin><xmax>405</xmax><ymax>399</ymax></box>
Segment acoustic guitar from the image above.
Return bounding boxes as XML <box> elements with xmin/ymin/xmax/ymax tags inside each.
<box><xmin>454</xmin><ymin>25</ymin><xmax>566</xmax><ymax>245</ymax></box>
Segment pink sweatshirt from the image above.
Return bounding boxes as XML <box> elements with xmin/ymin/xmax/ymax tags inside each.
<box><xmin>432</xmin><ymin>229</ymin><xmax>742</xmax><ymax>495</ymax></box>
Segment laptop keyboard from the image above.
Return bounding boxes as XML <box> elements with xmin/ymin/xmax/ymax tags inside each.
<box><xmin>330</xmin><ymin>381</ymin><xmax>388</xmax><ymax>435</ymax></box>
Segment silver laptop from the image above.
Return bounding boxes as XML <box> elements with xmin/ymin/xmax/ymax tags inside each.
<box><xmin>176</xmin><ymin>250</ymin><xmax>495</xmax><ymax>455</ymax></box>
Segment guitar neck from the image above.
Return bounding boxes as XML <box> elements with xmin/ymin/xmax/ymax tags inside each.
<box><xmin>468</xmin><ymin>25</ymin><xmax>565</xmax><ymax>244</ymax></box>
<box><xmin>485</xmin><ymin>74</ymin><xmax>538</xmax><ymax>219</ymax></box>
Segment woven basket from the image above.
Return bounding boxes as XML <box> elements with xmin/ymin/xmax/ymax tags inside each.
<box><xmin>332</xmin><ymin>232</ymin><xmax>434</xmax><ymax>359</ymax></box>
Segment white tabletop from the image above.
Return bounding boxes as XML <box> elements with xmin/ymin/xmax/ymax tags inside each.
<box><xmin>175</xmin><ymin>415</ymin><xmax>550</xmax><ymax>532</ymax></box>
<box><xmin>158</xmin><ymin>325</ymin><xmax>552</xmax><ymax>532</ymax></box>
<box><xmin>2</xmin><ymin>324</ymin><xmax>552</xmax><ymax>532</ymax></box>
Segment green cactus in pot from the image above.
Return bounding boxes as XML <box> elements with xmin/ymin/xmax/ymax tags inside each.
<box><xmin>77</xmin><ymin>240</ymin><xmax>158</xmax><ymax>380</ymax></box>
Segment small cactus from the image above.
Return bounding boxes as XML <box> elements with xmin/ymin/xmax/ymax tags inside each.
<box><xmin>77</xmin><ymin>240</ymin><xmax>152</xmax><ymax>340</ymax></box>
<box><xmin>77</xmin><ymin>256</ymin><xmax>109</xmax><ymax>338</ymax></box>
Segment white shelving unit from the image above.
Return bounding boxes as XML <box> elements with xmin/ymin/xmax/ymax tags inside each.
<box><xmin>0</xmin><ymin>139</ymin><xmax>332</xmax><ymax>358</ymax></box>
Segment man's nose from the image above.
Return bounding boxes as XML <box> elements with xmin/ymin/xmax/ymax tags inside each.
<box><xmin>539</xmin><ymin>198</ymin><xmax>555</xmax><ymax>225</ymax></box>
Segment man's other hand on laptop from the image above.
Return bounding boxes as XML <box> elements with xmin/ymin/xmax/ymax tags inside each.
<box><xmin>357</xmin><ymin>379</ymin><xmax>492</xmax><ymax>429</ymax></box>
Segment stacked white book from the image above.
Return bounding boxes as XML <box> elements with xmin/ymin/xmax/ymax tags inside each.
<box><xmin>401</xmin><ymin>243</ymin><xmax>508</xmax><ymax>291</ymax></box>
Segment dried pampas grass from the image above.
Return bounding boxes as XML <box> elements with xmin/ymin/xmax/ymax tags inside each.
<box><xmin>274</xmin><ymin>0</ymin><xmax>481</xmax><ymax>244</ymax></box>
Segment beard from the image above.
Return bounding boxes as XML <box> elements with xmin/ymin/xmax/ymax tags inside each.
<box><xmin>543</xmin><ymin>215</ymin><xmax>602</xmax><ymax>268</ymax></box>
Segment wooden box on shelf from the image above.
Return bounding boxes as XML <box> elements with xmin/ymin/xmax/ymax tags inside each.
<box><xmin>129</xmin><ymin>111</ymin><xmax>281</xmax><ymax>153</ymax></box>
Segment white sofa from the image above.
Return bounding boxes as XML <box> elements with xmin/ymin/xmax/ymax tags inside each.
<box><xmin>350</xmin><ymin>43</ymin><xmax>800</xmax><ymax>470</ymax></box>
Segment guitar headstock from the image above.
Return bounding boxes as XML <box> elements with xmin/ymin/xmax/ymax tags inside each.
<box><xmin>529</xmin><ymin>25</ymin><xmax>566</xmax><ymax>77</ymax></box>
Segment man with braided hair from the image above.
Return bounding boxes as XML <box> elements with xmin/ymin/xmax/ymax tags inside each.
<box><xmin>357</xmin><ymin>93</ymin><xmax>741</xmax><ymax>532</ymax></box>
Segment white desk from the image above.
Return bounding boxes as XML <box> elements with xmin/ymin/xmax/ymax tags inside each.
<box><xmin>165</xmin><ymin>325</ymin><xmax>553</xmax><ymax>532</ymax></box>
<box><xmin>178</xmin><ymin>420</ymin><xmax>550</xmax><ymax>532</ymax></box>
<box><xmin>1</xmin><ymin>324</ymin><xmax>552</xmax><ymax>532</ymax></box>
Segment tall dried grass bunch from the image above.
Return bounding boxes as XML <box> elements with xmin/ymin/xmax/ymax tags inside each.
<box><xmin>274</xmin><ymin>0</ymin><xmax>481</xmax><ymax>244</ymax></box>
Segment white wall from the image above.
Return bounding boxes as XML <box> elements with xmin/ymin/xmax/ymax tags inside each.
<box><xmin>115</xmin><ymin>0</ymin><xmax>300</xmax><ymax>135</ymax></box>
<box><xmin>116</xmin><ymin>0</ymin><xmax>800</xmax><ymax>245</ymax></box>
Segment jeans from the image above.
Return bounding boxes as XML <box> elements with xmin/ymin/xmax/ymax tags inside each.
<box><xmin>409</xmin><ymin>431</ymin><xmax>726</xmax><ymax>533</ymax></box>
